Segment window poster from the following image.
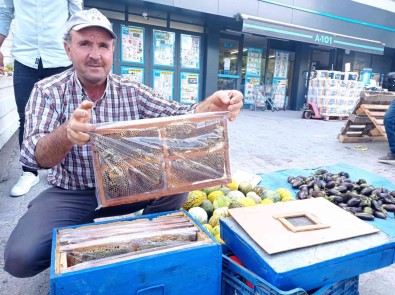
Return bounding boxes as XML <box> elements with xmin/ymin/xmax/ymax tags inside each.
<box><xmin>244</xmin><ymin>76</ymin><xmax>261</xmax><ymax>103</ymax></box>
<box><xmin>153</xmin><ymin>30</ymin><xmax>175</xmax><ymax>67</ymax></box>
<box><xmin>153</xmin><ymin>69</ymin><xmax>174</xmax><ymax>100</ymax></box>
<box><xmin>180</xmin><ymin>72</ymin><xmax>199</xmax><ymax>104</ymax></box>
<box><xmin>246</xmin><ymin>47</ymin><xmax>262</xmax><ymax>77</ymax></box>
<box><xmin>273</xmin><ymin>50</ymin><xmax>289</xmax><ymax>79</ymax></box>
<box><xmin>180</xmin><ymin>34</ymin><xmax>200</xmax><ymax>69</ymax></box>
<box><xmin>121</xmin><ymin>25</ymin><xmax>144</xmax><ymax>63</ymax></box>
<box><xmin>121</xmin><ymin>66</ymin><xmax>144</xmax><ymax>83</ymax></box>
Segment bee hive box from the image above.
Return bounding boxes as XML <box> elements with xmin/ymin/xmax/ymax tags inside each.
<box><xmin>90</xmin><ymin>112</ymin><xmax>231</xmax><ymax>207</ymax></box>
<box><xmin>50</xmin><ymin>211</ymin><xmax>222</xmax><ymax>294</ymax></box>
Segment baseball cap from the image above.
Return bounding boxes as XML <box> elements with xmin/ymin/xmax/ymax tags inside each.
<box><xmin>65</xmin><ymin>8</ymin><xmax>116</xmax><ymax>39</ymax></box>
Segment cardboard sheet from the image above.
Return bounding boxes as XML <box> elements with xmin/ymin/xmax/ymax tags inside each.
<box><xmin>229</xmin><ymin>197</ymin><xmax>379</xmax><ymax>254</ymax></box>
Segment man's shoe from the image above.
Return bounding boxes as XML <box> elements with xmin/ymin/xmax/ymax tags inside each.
<box><xmin>10</xmin><ymin>172</ymin><xmax>40</xmax><ymax>197</ymax></box>
<box><xmin>378</xmin><ymin>154</ymin><xmax>395</xmax><ymax>164</ymax></box>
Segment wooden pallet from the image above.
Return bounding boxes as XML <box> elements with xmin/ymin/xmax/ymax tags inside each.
<box><xmin>337</xmin><ymin>91</ymin><xmax>394</xmax><ymax>143</ymax></box>
<box><xmin>322</xmin><ymin>114</ymin><xmax>348</xmax><ymax>121</ymax></box>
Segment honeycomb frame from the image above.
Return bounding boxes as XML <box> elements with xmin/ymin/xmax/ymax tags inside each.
<box><xmin>91</xmin><ymin>112</ymin><xmax>231</xmax><ymax>207</ymax></box>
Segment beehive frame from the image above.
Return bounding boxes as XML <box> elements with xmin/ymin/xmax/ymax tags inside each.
<box><xmin>91</xmin><ymin>112</ymin><xmax>231</xmax><ymax>207</ymax></box>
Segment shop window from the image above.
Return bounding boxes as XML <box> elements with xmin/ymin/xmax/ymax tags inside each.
<box><xmin>218</xmin><ymin>38</ymin><xmax>240</xmax><ymax>90</ymax></box>
<box><xmin>241</xmin><ymin>35</ymin><xmax>267</xmax><ymax>104</ymax></box>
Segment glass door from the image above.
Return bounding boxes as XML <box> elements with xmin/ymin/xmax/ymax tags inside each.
<box><xmin>217</xmin><ymin>36</ymin><xmax>241</xmax><ymax>90</ymax></box>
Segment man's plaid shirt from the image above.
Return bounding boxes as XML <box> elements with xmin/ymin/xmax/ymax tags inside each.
<box><xmin>20</xmin><ymin>68</ymin><xmax>195</xmax><ymax>190</ymax></box>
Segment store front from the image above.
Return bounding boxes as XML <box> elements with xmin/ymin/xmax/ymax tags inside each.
<box><xmin>217</xmin><ymin>33</ymin><xmax>295</xmax><ymax>110</ymax></box>
<box><xmin>85</xmin><ymin>0</ymin><xmax>395</xmax><ymax>111</ymax></box>
<box><xmin>111</xmin><ymin>20</ymin><xmax>204</xmax><ymax>105</ymax></box>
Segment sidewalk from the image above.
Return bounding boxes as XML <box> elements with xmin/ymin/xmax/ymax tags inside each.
<box><xmin>0</xmin><ymin>109</ymin><xmax>394</xmax><ymax>294</ymax></box>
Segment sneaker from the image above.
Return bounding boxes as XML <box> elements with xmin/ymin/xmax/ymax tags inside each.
<box><xmin>378</xmin><ymin>154</ymin><xmax>395</xmax><ymax>164</ymax></box>
<box><xmin>10</xmin><ymin>172</ymin><xmax>40</xmax><ymax>197</ymax></box>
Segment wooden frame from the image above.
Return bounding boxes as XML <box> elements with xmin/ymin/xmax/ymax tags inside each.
<box><xmin>91</xmin><ymin>112</ymin><xmax>231</xmax><ymax>207</ymax></box>
<box><xmin>54</xmin><ymin>211</ymin><xmax>215</xmax><ymax>274</ymax></box>
<box><xmin>273</xmin><ymin>211</ymin><xmax>330</xmax><ymax>233</ymax></box>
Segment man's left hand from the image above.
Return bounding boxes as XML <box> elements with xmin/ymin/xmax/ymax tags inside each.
<box><xmin>195</xmin><ymin>90</ymin><xmax>243</xmax><ymax>121</ymax></box>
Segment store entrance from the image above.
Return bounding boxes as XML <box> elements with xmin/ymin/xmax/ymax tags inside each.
<box><xmin>310</xmin><ymin>47</ymin><xmax>337</xmax><ymax>72</ymax></box>
<box><xmin>241</xmin><ymin>34</ymin><xmax>295</xmax><ymax>110</ymax></box>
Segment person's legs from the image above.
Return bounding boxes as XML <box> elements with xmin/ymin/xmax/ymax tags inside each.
<box><xmin>11</xmin><ymin>60</ymin><xmax>71</xmax><ymax>197</ymax></box>
<box><xmin>379</xmin><ymin>100</ymin><xmax>395</xmax><ymax>163</ymax></box>
<box><xmin>4</xmin><ymin>186</ymin><xmax>186</xmax><ymax>278</ymax></box>
<box><xmin>4</xmin><ymin>187</ymin><xmax>98</xmax><ymax>277</ymax></box>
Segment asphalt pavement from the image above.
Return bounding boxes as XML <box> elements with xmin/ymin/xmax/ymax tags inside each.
<box><xmin>0</xmin><ymin>109</ymin><xmax>394</xmax><ymax>294</ymax></box>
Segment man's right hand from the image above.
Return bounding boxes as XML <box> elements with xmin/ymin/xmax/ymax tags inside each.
<box><xmin>66</xmin><ymin>100</ymin><xmax>96</xmax><ymax>145</ymax></box>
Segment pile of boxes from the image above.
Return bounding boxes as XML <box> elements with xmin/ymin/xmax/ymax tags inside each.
<box><xmin>307</xmin><ymin>71</ymin><xmax>365</xmax><ymax>116</ymax></box>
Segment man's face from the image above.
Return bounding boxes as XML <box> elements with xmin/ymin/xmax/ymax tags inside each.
<box><xmin>64</xmin><ymin>27</ymin><xmax>115</xmax><ymax>88</ymax></box>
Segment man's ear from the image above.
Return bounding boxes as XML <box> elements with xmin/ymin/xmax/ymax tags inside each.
<box><xmin>64</xmin><ymin>42</ymin><xmax>72</xmax><ymax>61</ymax></box>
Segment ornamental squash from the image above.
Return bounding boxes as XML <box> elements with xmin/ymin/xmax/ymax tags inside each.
<box><xmin>188</xmin><ymin>207</ymin><xmax>208</xmax><ymax>224</ymax></box>
<box><xmin>253</xmin><ymin>185</ymin><xmax>267</xmax><ymax>198</ymax></box>
<box><xmin>208</xmin><ymin>190</ymin><xmax>225</xmax><ymax>203</ymax></box>
<box><xmin>182</xmin><ymin>190</ymin><xmax>207</xmax><ymax>210</ymax></box>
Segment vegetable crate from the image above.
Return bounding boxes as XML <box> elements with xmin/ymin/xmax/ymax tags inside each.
<box><xmin>220</xmin><ymin>216</ymin><xmax>395</xmax><ymax>291</ymax></box>
<box><xmin>50</xmin><ymin>210</ymin><xmax>222</xmax><ymax>295</ymax></box>
<box><xmin>222</xmin><ymin>255</ymin><xmax>359</xmax><ymax>295</ymax></box>
<box><xmin>90</xmin><ymin>112</ymin><xmax>231</xmax><ymax>207</ymax></box>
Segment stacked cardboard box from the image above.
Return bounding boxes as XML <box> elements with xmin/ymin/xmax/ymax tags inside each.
<box><xmin>307</xmin><ymin>71</ymin><xmax>364</xmax><ymax>116</ymax></box>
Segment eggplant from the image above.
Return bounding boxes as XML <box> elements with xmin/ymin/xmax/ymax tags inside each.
<box><xmin>347</xmin><ymin>206</ymin><xmax>363</xmax><ymax>214</ymax></box>
<box><xmin>373</xmin><ymin>211</ymin><xmax>387</xmax><ymax>219</ymax></box>
<box><xmin>333</xmin><ymin>195</ymin><xmax>344</xmax><ymax>203</ymax></box>
<box><xmin>355</xmin><ymin>213</ymin><xmax>374</xmax><ymax>221</ymax></box>
<box><xmin>360</xmin><ymin>187</ymin><xmax>374</xmax><ymax>196</ymax></box>
<box><xmin>383</xmin><ymin>204</ymin><xmax>395</xmax><ymax>212</ymax></box>
<box><xmin>357</xmin><ymin>179</ymin><xmax>367</xmax><ymax>185</ymax></box>
<box><xmin>347</xmin><ymin>197</ymin><xmax>361</xmax><ymax>207</ymax></box>
<box><xmin>371</xmin><ymin>199</ymin><xmax>383</xmax><ymax>211</ymax></box>
<box><xmin>343</xmin><ymin>182</ymin><xmax>354</xmax><ymax>191</ymax></box>
<box><xmin>325</xmin><ymin>181</ymin><xmax>336</xmax><ymax>189</ymax></box>
<box><xmin>297</xmin><ymin>190</ymin><xmax>308</xmax><ymax>200</ymax></box>
<box><xmin>338</xmin><ymin>171</ymin><xmax>350</xmax><ymax>178</ymax></box>
<box><xmin>292</xmin><ymin>180</ymin><xmax>304</xmax><ymax>189</ymax></box>
<box><xmin>336</xmin><ymin>185</ymin><xmax>348</xmax><ymax>193</ymax></box>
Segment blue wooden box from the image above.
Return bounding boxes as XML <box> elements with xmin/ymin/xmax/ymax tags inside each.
<box><xmin>50</xmin><ymin>210</ymin><xmax>222</xmax><ymax>295</ymax></box>
<box><xmin>220</xmin><ymin>216</ymin><xmax>395</xmax><ymax>292</ymax></box>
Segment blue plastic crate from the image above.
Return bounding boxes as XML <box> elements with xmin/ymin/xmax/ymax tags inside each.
<box><xmin>50</xmin><ymin>210</ymin><xmax>222</xmax><ymax>295</ymax></box>
<box><xmin>222</xmin><ymin>255</ymin><xmax>359</xmax><ymax>295</ymax></box>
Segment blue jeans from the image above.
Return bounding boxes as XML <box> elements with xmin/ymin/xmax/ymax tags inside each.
<box><xmin>384</xmin><ymin>99</ymin><xmax>395</xmax><ymax>156</ymax></box>
<box><xmin>13</xmin><ymin>59</ymin><xmax>70</xmax><ymax>173</ymax></box>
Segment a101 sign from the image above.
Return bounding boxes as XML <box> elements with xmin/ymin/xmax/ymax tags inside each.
<box><xmin>315</xmin><ymin>34</ymin><xmax>333</xmax><ymax>45</ymax></box>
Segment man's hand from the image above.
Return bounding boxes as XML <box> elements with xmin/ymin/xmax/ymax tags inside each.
<box><xmin>195</xmin><ymin>90</ymin><xmax>243</xmax><ymax>121</ymax></box>
<box><xmin>66</xmin><ymin>100</ymin><xmax>96</xmax><ymax>145</ymax></box>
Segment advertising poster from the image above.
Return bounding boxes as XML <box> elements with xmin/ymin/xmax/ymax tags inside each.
<box><xmin>153</xmin><ymin>69</ymin><xmax>174</xmax><ymax>100</ymax></box>
<box><xmin>180</xmin><ymin>34</ymin><xmax>200</xmax><ymax>69</ymax></box>
<box><xmin>246</xmin><ymin>47</ymin><xmax>262</xmax><ymax>76</ymax></box>
<box><xmin>244</xmin><ymin>76</ymin><xmax>261</xmax><ymax>104</ymax></box>
<box><xmin>121</xmin><ymin>66</ymin><xmax>144</xmax><ymax>83</ymax></box>
<box><xmin>273</xmin><ymin>50</ymin><xmax>289</xmax><ymax>79</ymax></box>
<box><xmin>180</xmin><ymin>72</ymin><xmax>199</xmax><ymax>104</ymax></box>
<box><xmin>121</xmin><ymin>25</ymin><xmax>144</xmax><ymax>63</ymax></box>
<box><xmin>153</xmin><ymin>30</ymin><xmax>175</xmax><ymax>67</ymax></box>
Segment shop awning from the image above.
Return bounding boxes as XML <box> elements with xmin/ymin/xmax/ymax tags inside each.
<box><xmin>239</xmin><ymin>14</ymin><xmax>385</xmax><ymax>55</ymax></box>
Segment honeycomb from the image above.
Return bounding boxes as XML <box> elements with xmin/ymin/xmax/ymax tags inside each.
<box><xmin>91</xmin><ymin>112</ymin><xmax>230</xmax><ymax>207</ymax></box>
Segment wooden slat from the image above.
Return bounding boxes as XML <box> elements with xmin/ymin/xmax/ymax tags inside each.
<box><xmin>361</xmin><ymin>104</ymin><xmax>390</xmax><ymax>110</ymax></box>
<box><xmin>337</xmin><ymin>134</ymin><xmax>387</xmax><ymax>143</ymax></box>
<box><xmin>338</xmin><ymin>91</ymin><xmax>390</xmax><ymax>143</ymax></box>
<box><xmin>348</xmin><ymin>114</ymin><xmax>371</xmax><ymax>124</ymax></box>
<box><xmin>364</xmin><ymin>111</ymin><xmax>386</xmax><ymax>117</ymax></box>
